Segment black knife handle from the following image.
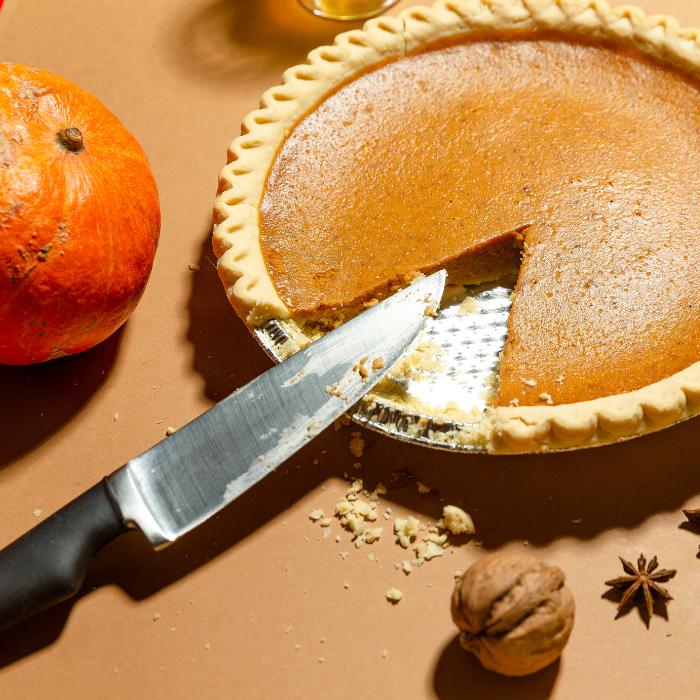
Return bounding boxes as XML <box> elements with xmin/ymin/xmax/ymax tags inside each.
<box><xmin>0</xmin><ymin>478</ymin><xmax>127</xmax><ymax>630</ymax></box>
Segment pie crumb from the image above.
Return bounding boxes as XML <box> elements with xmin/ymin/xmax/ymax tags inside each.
<box><xmin>402</xmin><ymin>561</ymin><xmax>412</xmax><ymax>575</ymax></box>
<box><xmin>417</xmin><ymin>482</ymin><xmax>431</xmax><ymax>494</ymax></box>
<box><xmin>415</xmin><ymin>541</ymin><xmax>444</xmax><ymax>561</ymax></box>
<box><xmin>395</xmin><ymin>516</ymin><xmax>421</xmax><ymax>548</ymax></box>
<box><xmin>521</xmin><ymin>378</ymin><xmax>537</xmax><ymax>387</ymax></box>
<box><xmin>165</xmin><ymin>426</ymin><xmax>176</xmax><ymax>436</ymax></box>
<box><xmin>385</xmin><ymin>587</ymin><xmax>403</xmax><ymax>603</ymax></box>
<box><xmin>309</xmin><ymin>509</ymin><xmax>324</xmax><ymax>521</ymax></box>
<box><xmin>188</xmin><ymin>263</ymin><xmax>200</xmax><ymax>271</ymax></box>
<box><xmin>349</xmin><ymin>434</ymin><xmax>365</xmax><ymax>457</ymax></box>
<box><xmin>456</xmin><ymin>296</ymin><xmax>480</xmax><ymax>316</ymax></box>
<box><xmin>442</xmin><ymin>505</ymin><xmax>475</xmax><ymax>536</ymax></box>
<box><xmin>365</xmin><ymin>527</ymin><xmax>383</xmax><ymax>543</ymax></box>
<box><xmin>33</xmin><ymin>509</ymin><xmax>42</xmax><ymax>517</ymax></box>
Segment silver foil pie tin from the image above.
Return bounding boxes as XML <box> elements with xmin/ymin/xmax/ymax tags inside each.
<box><xmin>251</xmin><ymin>279</ymin><xmax>518</xmax><ymax>452</ymax></box>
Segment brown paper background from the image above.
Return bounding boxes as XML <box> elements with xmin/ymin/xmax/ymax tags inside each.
<box><xmin>1</xmin><ymin>0</ymin><xmax>700</xmax><ymax>697</ymax></box>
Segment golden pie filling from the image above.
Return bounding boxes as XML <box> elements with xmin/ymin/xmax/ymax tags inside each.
<box><xmin>259</xmin><ymin>32</ymin><xmax>700</xmax><ymax>409</ymax></box>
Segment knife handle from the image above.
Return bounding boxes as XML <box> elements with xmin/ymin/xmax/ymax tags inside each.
<box><xmin>0</xmin><ymin>478</ymin><xmax>127</xmax><ymax>631</ymax></box>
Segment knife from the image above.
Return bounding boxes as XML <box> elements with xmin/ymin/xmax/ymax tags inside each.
<box><xmin>0</xmin><ymin>270</ymin><xmax>446</xmax><ymax>630</ymax></box>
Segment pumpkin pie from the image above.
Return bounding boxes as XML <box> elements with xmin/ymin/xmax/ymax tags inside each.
<box><xmin>213</xmin><ymin>0</ymin><xmax>700</xmax><ymax>453</ymax></box>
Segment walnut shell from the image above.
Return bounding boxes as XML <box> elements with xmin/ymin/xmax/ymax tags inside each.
<box><xmin>451</xmin><ymin>551</ymin><xmax>575</xmax><ymax>677</ymax></box>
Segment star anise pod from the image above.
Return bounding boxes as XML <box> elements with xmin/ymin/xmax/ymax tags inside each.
<box><xmin>605</xmin><ymin>554</ymin><xmax>676</xmax><ymax>621</ymax></box>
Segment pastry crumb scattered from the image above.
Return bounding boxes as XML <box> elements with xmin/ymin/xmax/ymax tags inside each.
<box><xmin>306</xmin><ymin>420</ymin><xmax>322</xmax><ymax>438</ymax></box>
<box><xmin>188</xmin><ymin>263</ymin><xmax>200</xmax><ymax>271</ymax></box>
<box><xmin>33</xmin><ymin>509</ymin><xmax>42</xmax><ymax>517</ymax></box>
<box><xmin>442</xmin><ymin>505</ymin><xmax>475</xmax><ymax>535</ymax></box>
<box><xmin>395</xmin><ymin>516</ymin><xmax>421</xmax><ymax>548</ymax></box>
<box><xmin>165</xmin><ymin>426</ymin><xmax>176</xmax><ymax>435</ymax></box>
<box><xmin>365</xmin><ymin>527</ymin><xmax>383</xmax><ymax>543</ymax></box>
<box><xmin>349</xmin><ymin>433</ymin><xmax>365</xmax><ymax>457</ymax></box>
<box><xmin>385</xmin><ymin>587</ymin><xmax>403</xmax><ymax>603</ymax></box>
<box><xmin>372</xmin><ymin>357</ymin><xmax>384</xmax><ymax>372</ymax></box>
<box><xmin>521</xmin><ymin>378</ymin><xmax>537</xmax><ymax>387</ymax></box>
<box><xmin>415</xmin><ymin>540</ymin><xmax>444</xmax><ymax>561</ymax></box>
<box><xmin>457</xmin><ymin>296</ymin><xmax>480</xmax><ymax>316</ymax></box>
<box><xmin>417</xmin><ymin>482</ymin><xmax>431</xmax><ymax>494</ymax></box>
<box><xmin>309</xmin><ymin>509</ymin><xmax>324</xmax><ymax>521</ymax></box>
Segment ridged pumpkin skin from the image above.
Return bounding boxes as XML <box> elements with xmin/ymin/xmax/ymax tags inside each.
<box><xmin>0</xmin><ymin>63</ymin><xmax>160</xmax><ymax>365</ymax></box>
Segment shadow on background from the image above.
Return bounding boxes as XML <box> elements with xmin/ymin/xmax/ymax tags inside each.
<box><xmin>0</xmin><ymin>327</ymin><xmax>124</xmax><ymax>471</ymax></box>
<box><xmin>2</xmin><ymin>406</ymin><xmax>700</xmax><ymax>669</ymax></box>
<box><xmin>186</xmin><ymin>224</ymin><xmax>274</xmax><ymax>402</ymax></box>
<box><xmin>433</xmin><ymin>636</ymin><xmax>560</xmax><ymax>700</ymax></box>
<box><xmin>0</xmin><ymin>435</ymin><xmax>334</xmax><ymax>669</ymax></box>
<box><xmin>170</xmin><ymin>0</ymin><xmax>364</xmax><ymax>83</ymax></box>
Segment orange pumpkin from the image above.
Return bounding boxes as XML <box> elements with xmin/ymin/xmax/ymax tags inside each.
<box><xmin>0</xmin><ymin>63</ymin><xmax>160</xmax><ymax>365</ymax></box>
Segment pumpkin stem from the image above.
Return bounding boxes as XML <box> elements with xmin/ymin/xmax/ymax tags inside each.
<box><xmin>57</xmin><ymin>127</ymin><xmax>84</xmax><ymax>152</ymax></box>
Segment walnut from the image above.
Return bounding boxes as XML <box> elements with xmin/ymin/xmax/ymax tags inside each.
<box><xmin>451</xmin><ymin>551</ymin><xmax>574</xmax><ymax>676</ymax></box>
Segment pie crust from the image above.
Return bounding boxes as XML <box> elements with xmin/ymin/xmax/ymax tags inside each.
<box><xmin>213</xmin><ymin>0</ymin><xmax>700</xmax><ymax>453</ymax></box>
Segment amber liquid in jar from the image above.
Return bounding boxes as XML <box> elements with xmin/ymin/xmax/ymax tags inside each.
<box><xmin>297</xmin><ymin>0</ymin><xmax>400</xmax><ymax>20</ymax></box>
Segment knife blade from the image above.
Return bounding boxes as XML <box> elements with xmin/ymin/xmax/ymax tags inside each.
<box><xmin>0</xmin><ymin>270</ymin><xmax>446</xmax><ymax>629</ymax></box>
